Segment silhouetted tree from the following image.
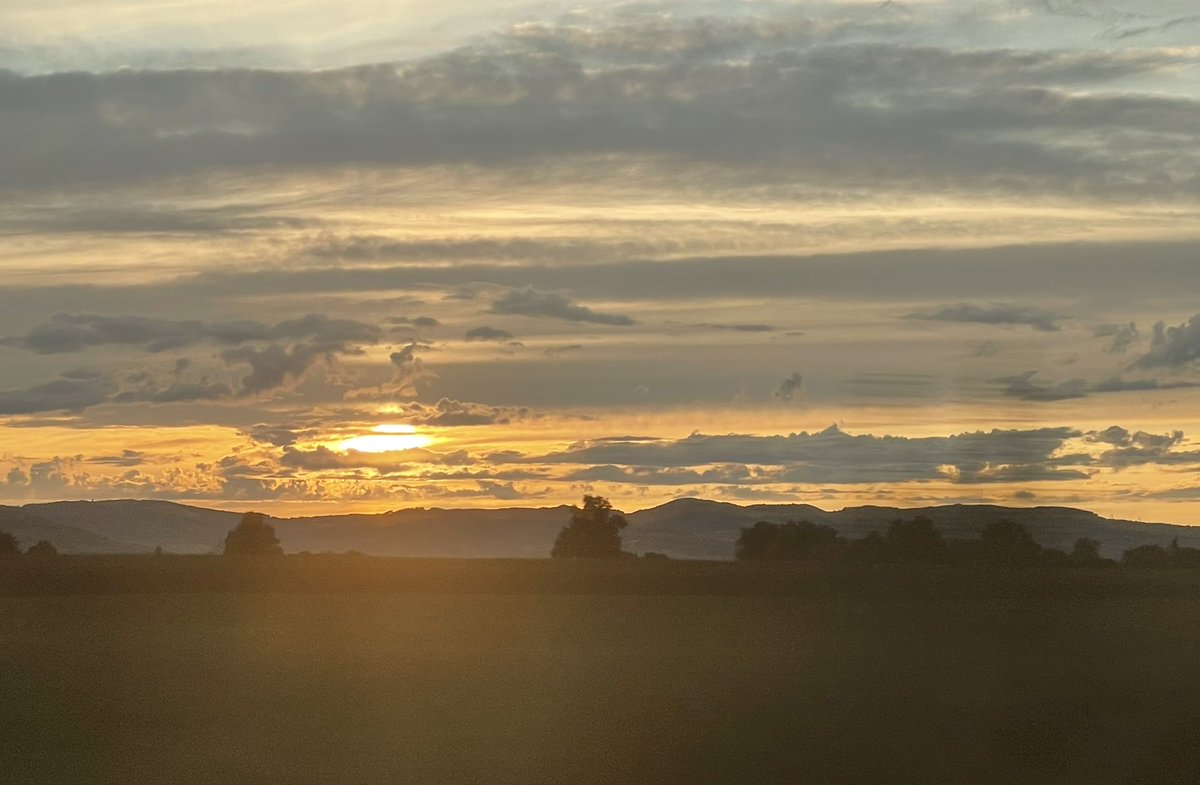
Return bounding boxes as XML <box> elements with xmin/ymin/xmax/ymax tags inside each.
<box><xmin>978</xmin><ymin>520</ymin><xmax>1041</xmax><ymax>564</ymax></box>
<box><xmin>845</xmin><ymin>532</ymin><xmax>888</xmax><ymax>563</ymax></box>
<box><xmin>551</xmin><ymin>496</ymin><xmax>628</xmax><ymax>559</ymax></box>
<box><xmin>884</xmin><ymin>517</ymin><xmax>947</xmax><ymax>562</ymax></box>
<box><xmin>223</xmin><ymin>512</ymin><xmax>283</xmax><ymax>556</ymax></box>
<box><xmin>1070</xmin><ymin>538</ymin><xmax>1102</xmax><ymax>564</ymax></box>
<box><xmin>1168</xmin><ymin>538</ymin><xmax>1200</xmax><ymax>568</ymax></box>
<box><xmin>26</xmin><ymin>540</ymin><xmax>58</xmax><ymax>558</ymax></box>
<box><xmin>1122</xmin><ymin>543</ymin><xmax>1169</xmax><ymax>568</ymax></box>
<box><xmin>735</xmin><ymin>520</ymin><xmax>840</xmax><ymax>561</ymax></box>
<box><xmin>0</xmin><ymin>530</ymin><xmax>19</xmax><ymax>558</ymax></box>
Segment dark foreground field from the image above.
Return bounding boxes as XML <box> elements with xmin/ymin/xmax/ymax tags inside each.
<box><xmin>4</xmin><ymin>558</ymin><xmax>1200</xmax><ymax>784</ymax></box>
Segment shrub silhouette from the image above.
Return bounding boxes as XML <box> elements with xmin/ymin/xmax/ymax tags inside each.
<box><xmin>1168</xmin><ymin>538</ymin><xmax>1200</xmax><ymax>567</ymax></box>
<box><xmin>884</xmin><ymin>517</ymin><xmax>947</xmax><ymax>562</ymax></box>
<box><xmin>1122</xmin><ymin>544</ymin><xmax>1169</xmax><ymax>568</ymax></box>
<box><xmin>223</xmin><ymin>512</ymin><xmax>283</xmax><ymax>556</ymax></box>
<box><xmin>1070</xmin><ymin>538</ymin><xmax>1102</xmax><ymax>564</ymax></box>
<box><xmin>26</xmin><ymin>540</ymin><xmax>58</xmax><ymax>558</ymax></box>
<box><xmin>0</xmin><ymin>530</ymin><xmax>20</xmax><ymax>558</ymax></box>
<box><xmin>736</xmin><ymin>520</ymin><xmax>840</xmax><ymax>561</ymax></box>
<box><xmin>551</xmin><ymin>496</ymin><xmax>627</xmax><ymax>559</ymax></box>
<box><xmin>978</xmin><ymin>520</ymin><xmax>1041</xmax><ymax>564</ymax></box>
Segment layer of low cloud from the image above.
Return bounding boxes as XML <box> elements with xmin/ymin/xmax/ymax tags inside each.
<box><xmin>905</xmin><ymin>303</ymin><xmax>1064</xmax><ymax>332</ymax></box>
<box><xmin>488</xmin><ymin>287</ymin><xmax>635</xmax><ymax>326</ymax></box>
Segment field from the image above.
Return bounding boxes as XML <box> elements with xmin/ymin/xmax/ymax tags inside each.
<box><xmin>4</xmin><ymin>558</ymin><xmax>1200</xmax><ymax>784</ymax></box>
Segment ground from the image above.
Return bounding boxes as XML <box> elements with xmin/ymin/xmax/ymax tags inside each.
<box><xmin>3</xmin><ymin>558</ymin><xmax>1200</xmax><ymax>784</ymax></box>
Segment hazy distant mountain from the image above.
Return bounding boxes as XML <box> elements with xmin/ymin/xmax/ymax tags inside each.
<box><xmin>0</xmin><ymin>505</ymin><xmax>149</xmax><ymax>554</ymax></box>
<box><xmin>625</xmin><ymin>499</ymin><xmax>1200</xmax><ymax>560</ymax></box>
<box><xmin>28</xmin><ymin>500</ymin><xmax>240</xmax><ymax>554</ymax></box>
<box><xmin>6</xmin><ymin>498</ymin><xmax>1199</xmax><ymax>559</ymax></box>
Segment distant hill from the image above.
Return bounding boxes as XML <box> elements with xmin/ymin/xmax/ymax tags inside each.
<box><xmin>28</xmin><ymin>500</ymin><xmax>240</xmax><ymax>554</ymax></box>
<box><xmin>4</xmin><ymin>498</ymin><xmax>1198</xmax><ymax>559</ymax></box>
<box><xmin>0</xmin><ymin>505</ymin><xmax>149</xmax><ymax>554</ymax></box>
<box><xmin>624</xmin><ymin>499</ymin><xmax>1200</xmax><ymax>559</ymax></box>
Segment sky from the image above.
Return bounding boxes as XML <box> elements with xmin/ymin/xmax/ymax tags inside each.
<box><xmin>2</xmin><ymin>0</ymin><xmax>1200</xmax><ymax>520</ymax></box>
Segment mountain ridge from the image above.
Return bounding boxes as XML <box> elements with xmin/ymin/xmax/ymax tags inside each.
<box><xmin>8</xmin><ymin>497</ymin><xmax>1198</xmax><ymax>559</ymax></box>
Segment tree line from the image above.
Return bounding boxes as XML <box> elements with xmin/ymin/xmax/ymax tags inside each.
<box><xmin>3</xmin><ymin>501</ymin><xmax>1198</xmax><ymax>567</ymax></box>
<box><xmin>735</xmin><ymin>516</ymin><xmax>1200</xmax><ymax>568</ymax></box>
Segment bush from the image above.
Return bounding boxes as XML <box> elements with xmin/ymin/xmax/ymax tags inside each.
<box><xmin>735</xmin><ymin>520</ymin><xmax>840</xmax><ymax>561</ymax></box>
<box><xmin>223</xmin><ymin>512</ymin><xmax>283</xmax><ymax>556</ymax></box>
<box><xmin>551</xmin><ymin>496</ymin><xmax>628</xmax><ymax>559</ymax></box>
<box><xmin>27</xmin><ymin>540</ymin><xmax>58</xmax><ymax>558</ymax></box>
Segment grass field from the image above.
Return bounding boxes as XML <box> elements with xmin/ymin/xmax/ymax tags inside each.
<box><xmin>4</xmin><ymin>558</ymin><xmax>1200</xmax><ymax>784</ymax></box>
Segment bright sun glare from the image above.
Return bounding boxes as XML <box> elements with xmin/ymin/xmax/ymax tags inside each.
<box><xmin>337</xmin><ymin>424</ymin><xmax>433</xmax><ymax>453</ymax></box>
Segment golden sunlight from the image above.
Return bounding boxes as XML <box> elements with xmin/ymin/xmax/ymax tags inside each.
<box><xmin>337</xmin><ymin>424</ymin><xmax>433</xmax><ymax>453</ymax></box>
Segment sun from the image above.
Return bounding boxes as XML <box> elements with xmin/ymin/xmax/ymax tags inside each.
<box><xmin>337</xmin><ymin>424</ymin><xmax>433</xmax><ymax>453</ymax></box>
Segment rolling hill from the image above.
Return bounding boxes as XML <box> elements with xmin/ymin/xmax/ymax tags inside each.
<box><xmin>6</xmin><ymin>498</ymin><xmax>1199</xmax><ymax>559</ymax></box>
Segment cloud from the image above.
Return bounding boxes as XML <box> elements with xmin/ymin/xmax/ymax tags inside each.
<box><xmin>222</xmin><ymin>341</ymin><xmax>358</xmax><ymax>396</ymax></box>
<box><xmin>387</xmin><ymin>315</ymin><xmax>441</xmax><ymax>329</ymax></box>
<box><xmin>464</xmin><ymin>326</ymin><xmax>515</xmax><ymax>342</ymax></box>
<box><xmin>564</xmin><ymin>464</ymin><xmax>757</xmax><ymax>486</ymax></box>
<box><xmin>774</xmin><ymin>372</ymin><xmax>803</xmax><ymax>401</ymax></box>
<box><xmin>112</xmin><ymin>380</ymin><xmax>233</xmax><ymax>404</ymax></box>
<box><xmin>0</xmin><ymin>375</ymin><xmax>114</xmax><ymax>414</ymax></box>
<box><xmin>545</xmin><ymin>344</ymin><xmax>585</xmax><ymax>358</ymax></box>
<box><xmin>488</xmin><ymin>287</ymin><xmax>634</xmax><ymax>326</ymax></box>
<box><xmin>1001</xmin><ymin>370</ymin><xmax>1200</xmax><ymax>401</ymax></box>
<box><xmin>697</xmin><ymin>323</ymin><xmax>775</xmax><ymax>333</ymax></box>
<box><xmin>973</xmin><ymin>341</ymin><xmax>1000</xmax><ymax>358</ymax></box>
<box><xmin>1131</xmin><ymin>314</ymin><xmax>1200</xmax><ymax>369</ymax></box>
<box><xmin>904</xmin><ymin>303</ymin><xmax>1063</xmax><ymax>331</ymax></box>
<box><xmin>280</xmin><ymin>445</ymin><xmax>471</xmax><ymax>473</ymax></box>
<box><xmin>1001</xmin><ymin>371</ymin><xmax>1088</xmax><ymax>401</ymax></box>
<box><xmin>533</xmin><ymin>424</ymin><xmax>1092</xmax><ymax>485</ymax></box>
<box><xmin>1094</xmin><ymin>322</ymin><xmax>1139</xmax><ymax>354</ymax></box>
<box><xmin>2</xmin><ymin>16</ymin><xmax>1199</xmax><ymax>200</ymax></box>
<box><xmin>393</xmin><ymin>398</ymin><xmax>532</xmax><ymax>427</ymax></box>
<box><xmin>3</xmin><ymin>313</ymin><xmax>381</xmax><ymax>354</ymax></box>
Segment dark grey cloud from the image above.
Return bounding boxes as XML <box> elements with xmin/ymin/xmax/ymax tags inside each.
<box><xmin>246</xmin><ymin>424</ymin><xmax>304</xmax><ymax>447</ymax></box>
<box><xmin>544</xmin><ymin>344</ymin><xmax>585</xmax><ymax>358</ymax></box>
<box><xmin>0</xmin><ymin>366</ymin><xmax>238</xmax><ymax>414</ymax></box>
<box><xmin>534</xmin><ymin>424</ymin><xmax>1091</xmax><ymax>485</ymax></box>
<box><xmin>0</xmin><ymin>203</ymin><xmax>311</xmax><ymax>235</ymax></box>
<box><xmin>222</xmin><ymin>341</ymin><xmax>357</xmax><ymax>396</ymax></box>
<box><xmin>488</xmin><ymin>287</ymin><xmax>634</xmax><ymax>326</ymax></box>
<box><xmin>2</xmin><ymin>18</ymin><xmax>1196</xmax><ymax>197</ymax></box>
<box><xmin>905</xmin><ymin>303</ymin><xmax>1063</xmax><ymax>331</ymax></box>
<box><xmin>973</xmin><ymin>341</ymin><xmax>1000</xmax><ymax>358</ymax></box>
<box><xmin>280</xmin><ymin>445</ymin><xmax>471</xmax><ymax>472</ymax></box>
<box><xmin>391</xmin><ymin>398</ymin><xmax>532</xmax><ymax>427</ymax></box>
<box><xmin>774</xmin><ymin>372</ymin><xmax>803</xmax><ymax>401</ymax></box>
<box><xmin>305</xmin><ymin>234</ymin><xmax>678</xmax><ymax>264</ymax></box>
<box><xmin>696</xmin><ymin>323</ymin><xmax>775</xmax><ymax>332</ymax></box>
<box><xmin>1131</xmin><ymin>315</ymin><xmax>1200</xmax><ymax>369</ymax></box>
<box><xmin>1001</xmin><ymin>371</ymin><xmax>1200</xmax><ymax>401</ymax></box>
<box><xmin>2</xmin><ymin>313</ymin><xmax>380</xmax><ymax>354</ymax></box>
<box><xmin>1094</xmin><ymin>321</ymin><xmax>1139</xmax><ymax>353</ymax></box>
<box><xmin>464</xmin><ymin>326</ymin><xmax>515</xmax><ymax>343</ymax></box>
<box><xmin>564</xmin><ymin>464</ymin><xmax>757</xmax><ymax>486</ymax></box>
<box><xmin>87</xmin><ymin>450</ymin><xmax>146</xmax><ymax>467</ymax></box>
<box><xmin>0</xmin><ymin>375</ymin><xmax>114</xmax><ymax>415</ymax></box>
<box><xmin>1001</xmin><ymin>371</ymin><xmax>1088</xmax><ymax>401</ymax></box>
<box><xmin>1114</xmin><ymin>13</ymin><xmax>1200</xmax><ymax>40</ymax></box>
<box><xmin>386</xmin><ymin>315</ymin><xmax>441</xmax><ymax>328</ymax></box>
<box><xmin>7</xmin><ymin>241</ymin><xmax>1197</xmax><ymax>317</ymax></box>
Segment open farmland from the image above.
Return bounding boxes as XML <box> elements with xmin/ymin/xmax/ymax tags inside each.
<box><xmin>4</xmin><ymin>558</ymin><xmax>1200</xmax><ymax>784</ymax></box>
